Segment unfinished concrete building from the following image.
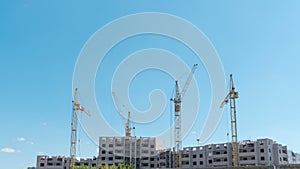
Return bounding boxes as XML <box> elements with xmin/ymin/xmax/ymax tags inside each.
<box><xmin>168</xmin><ymin>138</ymin><xmax>288</xmax><ymax>168</ymax></box>
<box><xmin>98</xmin><ymin>136</ymin><xmax>164</xmax><ymax>168</ymax></box>
<box><xmin>36</xmin><ymin>138</ymin><xmax>290</xmax><ymax>169</ymax></box>
<box><xmin>36</xmin><ymin>155</ymin><xmax>99</xmax><ymax>169</ymax></box>
<box><xmin>153</xmin><ymin>138</ymin><xmax>288</xmax><ymax>168</ymax></box>
<box><xmin>238</xmin><ymin>138</ymin><xmax>288</xmax><ymax>166</ymax></box>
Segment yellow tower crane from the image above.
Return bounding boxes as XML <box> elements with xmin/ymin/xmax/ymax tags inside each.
<box><xmin>170</xmin><ymin>63</ymin><xmax>198</xmax><ymax>168</ymax></box>
<box><xmin>220</xmin><ymin>74</ymin><xmax>239</xmax><ymax>167</ymax></box>
<box><xmin>125</xmin><ymin>111</ymin><xmax>133</xmax><ymax>137</ymax></box>
<box><xmin>112</xmin><ymin>92</ymin><xmax>134</xmax><ymax>137</ymax></box>
<box><xmin>70</xmin><ymin>88</ymin><xmax>91</xmax><ymax>169</ymax></box>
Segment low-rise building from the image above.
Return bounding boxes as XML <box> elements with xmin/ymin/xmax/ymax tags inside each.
<box><xmin>36</xmin><ymin>138</ymin><xmax>294</xmax><ymax>169</ymax></box>
<box><xmin>98</xmin><ymin>136</ymin><xmax>163</xmax><ymax>168</ymax></box>
<box><xmin>238</xmin><ymin>139</ymin><xmax>288</xmax><ymax>166</ymax></box>
<box><xmin>288</xmin><ymin>150</ymin><xmax>300</xmax><ymax>164</ymax></box>
<box><xmin>161</xmin><ymin>138</ymin><xmax>288</xmax><ymax>168</ymax></box>
<box><xmin>36</xmin><ymin>155</ymin><xmax>98</xmax><ymax>169</ymax></box>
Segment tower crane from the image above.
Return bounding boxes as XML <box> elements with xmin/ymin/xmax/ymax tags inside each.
<box><xmin>125</xmin><ymin>111</ymin><xmax>133</xmax><ymax>137</ymax></box>
<box><xmin>112</xmin><ymin>92</ymin><xmax>134</xmax><ymax>137</ymax></box>
<box><xmin>220</xmin><ymin>74</ymin><xmax>239</xmax><ymax>167</ymax></box>
<box><xmin>170</xmin><ymin>63</ymin><xmax>198</xmax><ymax>168</ymax></box>
<box><xmin>70</xmin><ymin>88</ymin><xmax>91</xmax><ymax>169</ymax></box>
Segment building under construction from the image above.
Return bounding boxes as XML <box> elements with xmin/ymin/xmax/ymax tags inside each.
<box><xmin>36</xmin><ymin>72</ymin><xmax>299</xmax><ymax>168</ymax></box>
<box><xmin>36</xmin><ymin>137</ymin><xmax>295</xmax><ymax>169</ymax></box>
<box><xmin>98</xmin><ymin>136</ymin><xmax>164</xmax><ymax>168</ymax></box>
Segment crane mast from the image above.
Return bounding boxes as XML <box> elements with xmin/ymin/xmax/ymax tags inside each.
<box><xmin>220</xmin><ymin>74</ymin><xmax>239</xmax><ymax>167</ymax></box>
<box><xmin>125</xmin><ymin>111</ymin><xmax>132</xmax><ymax>137</ymax></box>
<box><xmin>70</xmin><ymin>88</ymin><xmax>91</xmax><ymax>169</ymax></box>
<box><xmin>171</xmin><ymin>64</ymin><xmax>198</xmax><ymax>168</ymax></box>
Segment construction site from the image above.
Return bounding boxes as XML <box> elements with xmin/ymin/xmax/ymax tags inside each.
<box><xmin>35</xmin><ymin>65</ymin><xmax>300</xmax><ymax>169</ymax></box>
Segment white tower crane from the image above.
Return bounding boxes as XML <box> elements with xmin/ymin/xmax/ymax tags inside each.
<box><xmin>70</xmin><ymin>88</ymin><xmax>91</xmax><ymax>169</ymax></box>
<box><xmin>170</xmin><ymin>63</ymin><xmax>198</xmax><ymax>168</ymax></box>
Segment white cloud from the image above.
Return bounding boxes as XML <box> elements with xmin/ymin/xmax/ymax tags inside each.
<box><xmin>1</xmin><ymin>148</ymin><xmax>16</xmax><ymax>153</ymax></box>
<box><xmin>17</xmin><ymin>137</ymin><xmax>26</xmax><ymax>142</ymax></box>
<box><xmin>27</xmin><ymin>141</ymin><xmax>34</xmax><ymax>145</ymax></box>
<box><xmin>17</xmin><ymin>137</ymin><xmax>34</xmax><ymax>145</ymax></box>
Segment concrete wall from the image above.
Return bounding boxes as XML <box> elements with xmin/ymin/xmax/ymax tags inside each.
<box><xmin>36</xmin><ymin>138</ymin><xmax>293</xmax><ymax>169</ymax></box>
<box><xmin>98</xmin><ymin>136</ymin><xmax>157</xmax><ymax>168</ymax></box>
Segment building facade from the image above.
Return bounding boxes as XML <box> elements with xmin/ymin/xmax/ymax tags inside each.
<box><xmin>288</xmin><ymin>150</ymin><xmax>300</xmax><ymax>164</ymax></box>
<box><xmin>36</xmin><ymin>138</ymin><xmax>291</xmax><ymax>169</ymax></box>
<box><xmin>161</xmin><ymin>138</ymin><xmax>288</xmax><ymax>168</ymax></box>
<box><xmin>36</xmin><ymin>155</ymin><xmax>99</xmax><ymax>169</ymax></box>
<box><xmin>98</xmin><ymin>136</ymin><xmax>163</xmax><ymax>168</ymax></box>
<box><xmin>238</xmin><ymin>138</ymin><xmax>288</xmax><ymax>166</ymax></box>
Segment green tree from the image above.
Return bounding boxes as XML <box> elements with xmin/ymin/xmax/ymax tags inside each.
<box><xmin>117</xmin><ymin>163</ymin><xmax>124</xmax><ymax>169</ymax></box>
<box><xmin>97</xmin><ymin>163</ymin><xmax>134</xmax><ymax>169</ymax></box>
<box><xmin>98</xmin><ymin>164</ymin><xmax>109</xmax><ymax>169</ymax></box>
<box><xmin>74</xmin><ymin>164</ymin><xmax>89</xmax><ymax>169</ymax></box>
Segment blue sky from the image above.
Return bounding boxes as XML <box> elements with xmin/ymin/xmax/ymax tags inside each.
<box><xmin>1</xmin><ymin>1</ymin><xmax>300</xmax><ymax>169</ymax></box>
